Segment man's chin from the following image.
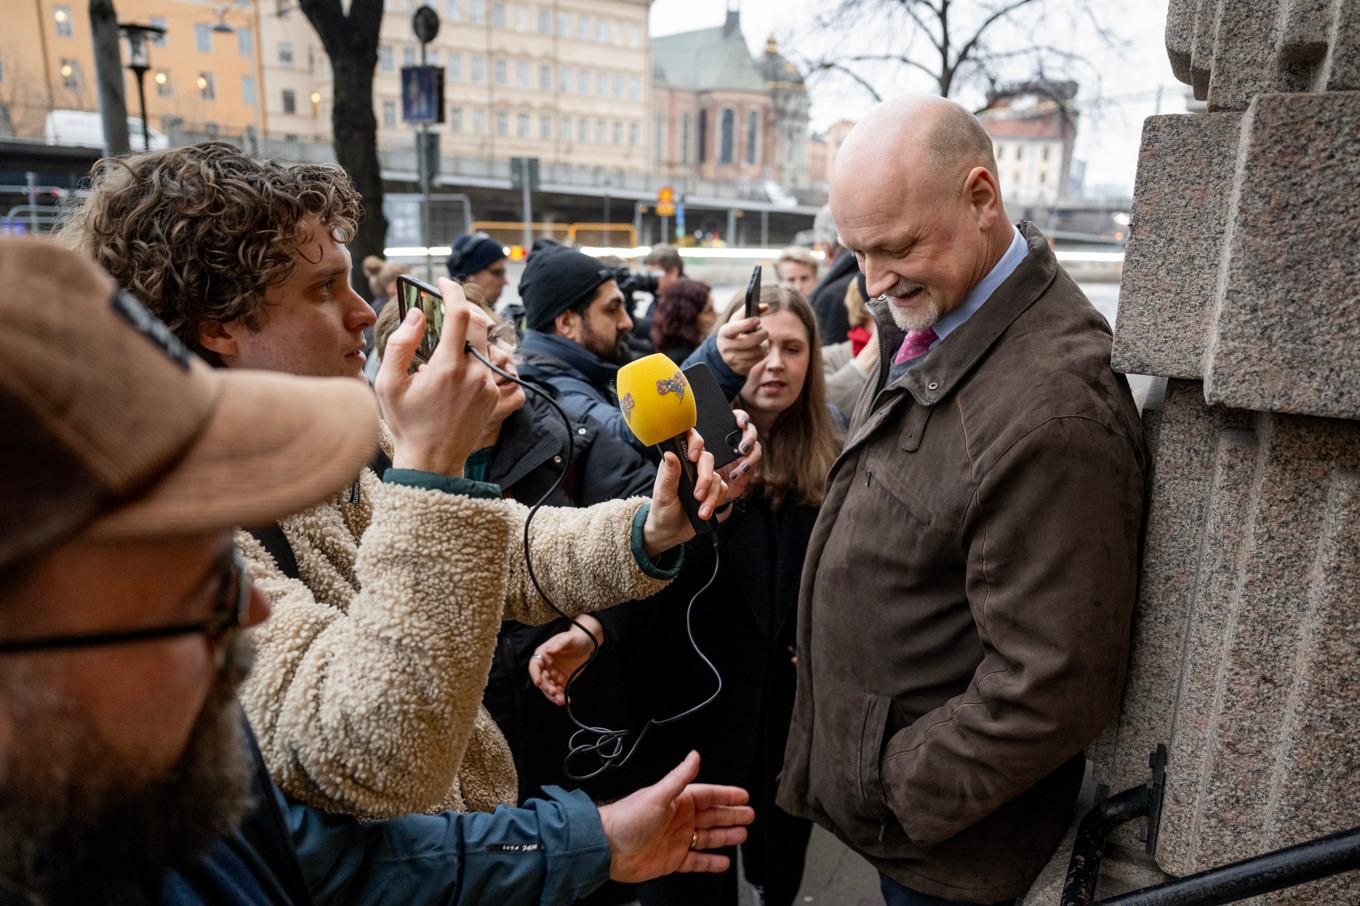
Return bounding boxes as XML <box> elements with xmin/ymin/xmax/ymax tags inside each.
<box><xmin>888</xmin><ymin>296</ymin><xmax>941</xmax><ymax>332</ymax></box>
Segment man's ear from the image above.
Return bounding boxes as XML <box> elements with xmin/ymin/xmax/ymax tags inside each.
<box><xmin>197</xmin><ymin>320</ymin><xmax>241</xmax><ymax>360</ymax></box>
<box><xmin>964</xmin><ymin>166</ymin><xmax>1002</xmax><ymax>230</ymax></box>
<box><xmin>553</xmin><ymin>308</ymin><xmax>579</xmax><ymax>341</ymax></box>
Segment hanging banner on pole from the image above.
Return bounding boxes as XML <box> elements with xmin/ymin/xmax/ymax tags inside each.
<box><xmin>401</xmin><ymin>66</ymin><xmax>445</xmax><ymax>123</ymax></box>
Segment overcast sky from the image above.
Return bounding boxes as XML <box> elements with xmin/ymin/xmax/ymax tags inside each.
<box><xmin>649</xmin><ymin>0</ymin><xmax>1186</xmax><ymax>196</ymax></box>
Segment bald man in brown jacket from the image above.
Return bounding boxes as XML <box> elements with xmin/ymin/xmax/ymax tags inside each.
<box><xmin>777</xmin><ymin>97</ymin><xmax>1148</xmax><ymax>905</ymax></box>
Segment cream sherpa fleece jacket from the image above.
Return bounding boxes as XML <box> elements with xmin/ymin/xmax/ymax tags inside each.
<box><xmin>236</xmin><ymin>455</ymin><xmax>671</xmax><ymax>819</ymax></box>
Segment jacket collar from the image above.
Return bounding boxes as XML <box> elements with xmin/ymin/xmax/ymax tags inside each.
<box><xmin>520</xmin><ymin>330</ymin><xmax>621</xmax><ymax>390</ymax></box>
<box><xmin>872</xmin><ymin>221</ymin><xmax>1058</xmax><ymax>407</ymax></box>
<box><xmin>487</xmin><ymin>393</ymin><xmax>567</xmax><ymax>489</ymax></box>
<box><xmin>816</xmin><ymin>248</ymin><xmax>858</xmax><ymax>294</ymax></box>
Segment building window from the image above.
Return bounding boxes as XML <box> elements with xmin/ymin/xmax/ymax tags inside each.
<box><xmin>595</xmin><ymin>72</ymin><xmax>606</xmax><ymax>96</ymax></box>
<box><xmin>578</xmin><ymin>15</ymin><xmax>590</xmax><ymax>40</ymax></box>
<box><xmin>53</xmin><ymin>6</ymin><xmax>73</xmax><ymax>37</ymax></box>
<box><xmin>492</xmin><ymin>3</ymin><xmax>506</xmax><ymax>27</ymax></box>
<box><xmin>471</xmin><ymin>55</ymin><xmax>484</xmax><ymax>83</ymax></box>
<box><xmin>198</xmin><ymin>72</ymin><xmax>216</xmax><ymax>100</ymax></box>
<box><xmin>383</xmin><ymin>100</ymin><xmax>396</xmax><ymax>127</ymax></box>
<box><xmin>577</xmin><ymin>71</ymin><xmax>588</xmax><ymax>94</ymax></box>
<box><xmin>995</xmin><ymin>144</ymin><xmax>1004</xmax><ymax>161</ymax></box>
<box><xmin>562</xmin><ymin>115</ymin><xmax>571</xmax><ymax>141</ymax></box>
<box><xmin>719</xmin><ymin>108</ymin><xmax>734</xmax><ymax>164</ymax></box>
<box><xmin>403</xmin><ymin>46</ymin><xmax>416</xmax><ymax>67</ymax></box>
<box><xmin>597</xmin><ymin>20</ymin><xmax>608</xmax><ymax>42</ymax></box>
<box><xmin>237</xmin><ymin>27</ymin><xmax>253</xmax><ymax>57</ymax></box>
<box><xmin>612</xmin><ymin>121</ymin><xmax>621</xmax><ymax>145</ymax></box>
<box><xmin>577</xmin><ymin>118</ymin><xmax>588</xmax><ymax>143</ymax></box>
<box><xmin>469</xmin><ymin>0</ymin><xmax>485</xmax><ymax>24</ymax></box>
<box><xmin>629</xmin><ymin>122</ymin><xmax>638</xmax><ymax>147</ymax></box>
<box><xmin>515</xmin><ymin>61</ymin><xmax>528</xmax><ymax>87</ymax></box>
<box><xmin>539</xmin><ymin>114</ymin><xmax>550</xmax><ymax>139</ymax></box>
<box><xmin>628</xmin><ymin>76</ymin><xmax>640</xmax><ymax>101</ymax></box>
<box><xmin>697</xmin><ymin>110</ymin><xmax>707</xmax><ymax>163</ymax></box>
<box><xmin>450</xmin><ymin>106</ymin><xmax>463</xmax><ymax>132</ymax></box>
<box><xmin>560</xmin><ymin>66</ymin><xmax>571</xmax><ymax>92</ymax></box>
<box><xmin>447</xmin><ymin>0</ymin><xmax>461</xmax><ymax>21</ymax></box>
<box><xmin>539</xmin><ymin>64</ymin><xmax>550</xmax><ymax>90</ymax></box>
<box><xmin>494</xmin><ymin>58</ymin><xmax>506</xmax><ymax>85</ymax></box>
<box><xmin>612</xmin><ymin>75</ymin><xmax>622</xmax><ymax>98</ymax></box>
<box><xmin>472</xmin><ymin>109</ymin><xmax>485</xmax><ymax>134</ymax></box>
<box><xmin>654</xmin><ymin>112</ymin><xmax>664</xmax><ymax>162</ymax></box>
<box><xmin>378</xmin><ymin>44</ymin><xmax>392</xmax><ymax>72</ymax></box>
<box><xmin>448</xmin><ymin>52</ymin><xmax>462</xmax><ymax>80</ymax></box>
<box><xmin>155</xmin><ymin>70</ymin><xmax>172</xmax><ymax>97</ymax></box>
<box><xmin>279</xmin><ymin>42</ymin><xmax>295</xmax><ymax>66</ymax></box>
<box><xmin>242</xmin><ymin>75</ymin><xmax>256</xmax><ymax>106</ymax></box>
<box><xmin>1042</xmin><ymin>145</ymin><xmax>1051</xmax><ymax>162</ymax></box>
<box><xmin>281</xmin><ymin>88</ymin><xmax>296</xmax><ymax>114</ymax></box>
<box><xmin>149</xmin><ymin>16</ymin><xmax>167</xmax><ymax>46</ymax></box>
<box><xmin>57</xmin><ymin>58</ymin><xmax>78</xmax><ymax>90</ymax></box>
<box><xmin>745</xmin><ymin>110</ymin><xmax>758</xmax><ymax>165</ymax></box>
<box><xmin>496</xmin><ymin>111</ymin><xmax>508</xmax><ymax>136</ymax></box>
<box><xmin>1015</xmin><ymin>145</ymin><xmax>1024</xmax><ymax>160</ymax></box>
<box><xmin>196</xmin><ymin>23</ymin><xmax>212</xmax><ymax>52</ymax></box>
<box><xmin>558</xmin><ymin>11</ymin><xmax>570</xmax><ymax>36</ymax></box>
<box><xmin>538</xmin><ymin>8</ymin><xmax>550</xmax><ymax>34</ymax></box>
<box><xmin>514</xmin><ymin>4</ymin><xmax>528</xmax><ymax>30</ymax></box>
<box><xmin>595</xmin><ymin>119</ymin><xmax>605</xmax><ymax>144</ymax></box>
<box><xmin>517</xmin><ymin>113</ymin><xmax>529</xmax><ymax>137</ymax></box>
<box><xmin>1039</xmin><ymin>170</ymin><xmax>1047</xmax><ymax>184</ymax></box>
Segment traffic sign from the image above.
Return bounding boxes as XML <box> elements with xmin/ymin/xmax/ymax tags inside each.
<box><xmin>510</xmin><ymin>157</ymin><xmax>541</xmax><ymax>191</ymax></box>
<box><xmin>412</xmin><ymin>5</ymin><xmax>440</xmax><ymax>43</ymax></box>
<box><xmin>401</xmin><ymin>66</ymin><xmax>445</xmax><ymax>123</ymax></box>
<box><xmin>656</xmin><ymin>185</ymin><xmax>675</xmax><ymax>217</ymax></box>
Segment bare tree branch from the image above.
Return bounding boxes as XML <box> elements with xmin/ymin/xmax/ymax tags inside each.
<box><xmin>951</xmin><ymin>0</ymin><xmax>1044</xmax><ymax>72</ymax></box>
<box><xmin>806</xmin><ymin>61</ymin><xmax>886</xmax><ymax>103</ymax></box>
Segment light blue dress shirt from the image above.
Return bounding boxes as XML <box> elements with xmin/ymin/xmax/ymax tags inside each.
<box><xmin>926</xmin><ymin>223</ymin><xmax>1029</xmax><ymax>351</ymax></box>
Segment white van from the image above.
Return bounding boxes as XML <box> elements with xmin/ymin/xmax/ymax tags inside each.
<box><xmin>44</xmin><ymin>109</ymin><xmax>169</xmax><ymax>150</ymax></box>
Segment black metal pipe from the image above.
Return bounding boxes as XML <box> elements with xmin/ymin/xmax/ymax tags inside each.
<box><xmin>1094</xmin><ymin>825</ymin><xmax>1360</xmax><ymax>906</ymax></box>
<box><xmin>1061</xmin><ymin>783</ymin><xmax>1152</xmax><ymax>906</ymax></box>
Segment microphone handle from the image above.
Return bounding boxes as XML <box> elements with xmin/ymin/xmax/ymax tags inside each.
<box><xmin>657</xmin><ymin>435</ymin><xmax>715</xmax><ymax>536</ymax></box>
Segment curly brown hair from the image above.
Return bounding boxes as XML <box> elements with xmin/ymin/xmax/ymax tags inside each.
<box><xmin>57</xmin><ymin>141</ymin><xmax>362</xmax><ymax>363</ymax></box>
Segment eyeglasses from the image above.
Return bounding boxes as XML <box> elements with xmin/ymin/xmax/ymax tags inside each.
<box><xmin>489</xmin><ymin>321</ymin><xmax>520</xmax><ymax>353</ymax></box>
<box><xmin>0</xmin><ymin>548</ymin><xmax>250</xmax><ymax>670</ymax></box>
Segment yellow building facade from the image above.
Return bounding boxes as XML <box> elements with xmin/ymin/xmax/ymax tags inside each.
<box><xmin>1</xmin><ymin>0</ymin><xmax>265</xmax><ymax>141</ymax></box>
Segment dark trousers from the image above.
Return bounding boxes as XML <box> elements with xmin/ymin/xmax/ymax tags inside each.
<box><xmin>879</xmin><ymin>873</ymin><xmax>1016</xmax><ymax>906</ymax></box>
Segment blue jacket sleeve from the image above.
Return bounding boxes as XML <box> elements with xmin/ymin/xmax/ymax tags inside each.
<box><xmin>554</xmin><ymin>376</ymin><xmax>648</xmax><ymax>453</ymax></box>
<box><xmin>682</xmin><ymin>336</ymin><xmax>744</xmax><ymax>401</ymax></box>
<box><xmin>286</xmin><ymin>785</ymin><xmax>612</xmax><ymax>906</ymax></box>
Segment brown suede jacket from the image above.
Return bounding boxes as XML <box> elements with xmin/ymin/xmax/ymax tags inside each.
<box><xmin>777</xmin><ymin>224</ymin><xmax>1148</xmax><ymax>902</ymax></box>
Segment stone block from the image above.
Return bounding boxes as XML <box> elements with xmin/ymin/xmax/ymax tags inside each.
<box><xmin>1153</xmin><ymin>413</ymin><xmax>1360</xmax><ymax>887</ymax></box>
<box><xmin>1110</xmin><ymin>114</ymin><xmax>1242</xmax><ymax>380</ymax></box>
<box><xmin>1204</xmin><ymin>92</ymin><xmax>1360</xmax><ymax>421</ymax></box>
<box><xmin>1164</xmin><ymin>0</ymin><xmax>1360</xmax><ymax>106</ymax></box>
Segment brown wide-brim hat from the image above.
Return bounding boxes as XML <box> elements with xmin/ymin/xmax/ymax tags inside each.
<box><xmin>0</xmin><ymin>237</ymin><xmax>379</xmax><ymax>571</ymax></box>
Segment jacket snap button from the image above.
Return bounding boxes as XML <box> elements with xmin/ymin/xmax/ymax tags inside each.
<box><xmin>553</xmin><ymin>455</ymin><xmax>563</xmax><ymax>464</ymax></box>
<box><xmin>927</xmin><ymin>381</ymin><xmax>939</xmax><ymax>391</ymax></box>
<box><xmin>577</xmin><ymin>427</ymin><xmax>587</xmax><ymax>435</ymax></box>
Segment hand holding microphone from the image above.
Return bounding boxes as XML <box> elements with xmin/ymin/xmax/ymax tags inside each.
<box><xmin>617</xmin><ymin>354</ymin><xmax>730</xmax><ymax>542</ymax></box>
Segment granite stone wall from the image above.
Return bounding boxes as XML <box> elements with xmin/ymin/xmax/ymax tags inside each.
<box><xmin>1029</xmin><ymin>1</ymin><xmax>1360</xmax><ymax>901</ymax></box>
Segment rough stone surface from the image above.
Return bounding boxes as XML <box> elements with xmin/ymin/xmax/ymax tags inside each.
<box><xmin>1204</xmin><ymin>92</ymin><xmax>1360</xmax><ymax>421</ymax></box>
<box><xmin>1166</xmin><ymin>0</ymin><xmax>1360</xmax><ymax>107</ymax></box>
<box><xmin>1110</xmin><ymin>114</ymin><xmax>1242</xmax><ymax>380</ymax></box>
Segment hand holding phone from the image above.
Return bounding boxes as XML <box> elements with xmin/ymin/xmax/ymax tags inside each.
<box><xmin>377</xmin><ymin>277</ymin><xmax>499</xmax><ymax>477</ymax></box>
<box><xmin>744</xmin><ymin>264</ymin><xmax>762</xmax><ymax>319</ymax></box>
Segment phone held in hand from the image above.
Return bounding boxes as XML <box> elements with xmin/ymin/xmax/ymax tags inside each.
<box><xmin>744</xmin><ymin>264</ymin><xmax>762</xmax><ymax>319</ymax></box>
<box><xmin>395</xmin><ymin>274</ymin><xmax>444</xmax><ymax>365</ymax></box>
<box><xmin>683</xmin><ymin>362</ymin><xmax>743</xmax><ymax>469</ymax></box>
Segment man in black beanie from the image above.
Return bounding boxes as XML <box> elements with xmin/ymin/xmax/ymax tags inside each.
<box><xmin>518</xmin><ymin>248</ymin><xmax>769</xmax><ymax>453</ymax></box>
<box><xmin>447</xmin><ymin>232</ymin><xmax>509</xmax><ymax>307</ymax></box>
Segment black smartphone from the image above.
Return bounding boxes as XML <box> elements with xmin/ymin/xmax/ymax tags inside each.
<box><xmin>683</xmin><ymin>362</ymin><xmax>743</xmax><ymax>469</ymax></box>
<box><xmin>744</xmin><ymin>264</ymin><xmax>762</xmax><ymax>319</ymax></box>
<box><xmin>395</xmin><ymin>274</ymin><xmax>444</xmax><ymax>365</ymax></box>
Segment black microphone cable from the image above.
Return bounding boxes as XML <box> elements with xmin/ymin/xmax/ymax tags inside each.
<box><xmin>466</xmin><ymin>344</ymin><xmax>723</xmax><ymax>780</ymax></box>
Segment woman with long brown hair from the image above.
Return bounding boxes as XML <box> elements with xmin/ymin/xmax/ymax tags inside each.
<box><xmin>627</xmin><ymin>284</ymin><xmax>841</xmax><ymax>906</ymax></box>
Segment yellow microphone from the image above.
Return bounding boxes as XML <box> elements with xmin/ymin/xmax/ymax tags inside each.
<box><xmin>617</xmin><ymin>353</ymin><xmax>711</xmax><ymax>534</ymax></box>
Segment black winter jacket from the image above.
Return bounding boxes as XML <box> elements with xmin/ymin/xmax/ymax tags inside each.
<box><xmin>810</xmin><ymin>251</ymin><xmax>858</xmax><ymax>346</ymax></box>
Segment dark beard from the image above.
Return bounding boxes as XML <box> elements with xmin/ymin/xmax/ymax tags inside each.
<box><xmin>0</xmin><ymin>640</ymin><xmax>256</xmax><ymax>905</ymax></box>
<box><xmin>579</xmin><ymin>321</ymin><xmax>632</xmax><ymax>365</ymax></box>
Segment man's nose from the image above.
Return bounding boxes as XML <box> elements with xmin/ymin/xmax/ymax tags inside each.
<box><xmin>347</xmin><ymin>288</ymin><xmax>376</xmax><ymax>330</ymax></box>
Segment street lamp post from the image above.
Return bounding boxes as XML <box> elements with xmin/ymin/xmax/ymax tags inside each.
<box><xmin>119</xmin><ymin>22</ymin><xmax>165</xmax><ymax>152</ymax></box>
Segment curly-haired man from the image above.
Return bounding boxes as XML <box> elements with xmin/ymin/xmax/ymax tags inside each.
<box><xmin>57</xmin><ymin>142</ymin><xmax>750</xmax><ymax>821</ymax></box>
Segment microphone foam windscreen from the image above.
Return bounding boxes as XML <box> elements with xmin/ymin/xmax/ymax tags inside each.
<box><xmin>616</xmin><ymin>353</ymin><xmax>697</xmax><ymax>446</ymax></box>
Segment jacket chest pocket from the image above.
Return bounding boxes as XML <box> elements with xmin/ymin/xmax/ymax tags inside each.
<box><xmin>858</xmin><ymin>403</ymin><xmax>942</xmax><ymax>528</ymax></box>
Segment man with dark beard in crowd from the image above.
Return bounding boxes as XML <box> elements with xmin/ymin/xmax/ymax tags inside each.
<box><xmin>0</xmin><ymin>237</ymin><xmax>755</xmax><ymax>905</ymax></box>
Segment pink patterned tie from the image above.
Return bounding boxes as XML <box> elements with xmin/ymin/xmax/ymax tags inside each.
<box><xmin>893</xmin><ymin>327</ymin><xmax>939</xmax><ymax>365</ymax></box>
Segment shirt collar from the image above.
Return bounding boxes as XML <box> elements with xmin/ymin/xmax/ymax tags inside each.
<box><xmin>927</xmin><ymin>224</ymin><xmax>1028</xmax><ymax>349</ymax></box>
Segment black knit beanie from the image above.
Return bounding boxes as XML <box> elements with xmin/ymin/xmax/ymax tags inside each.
<box><xmin>518</xmin><ymin>249</ymin><xmax>615</xmax><ymax>332</ymax></box>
